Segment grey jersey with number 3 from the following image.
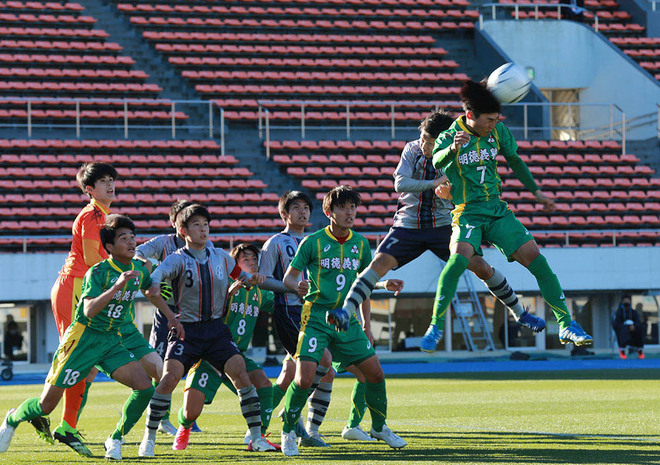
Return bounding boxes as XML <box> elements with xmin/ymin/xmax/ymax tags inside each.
<box><xmin>151</xmin><ymin>246</ymin><xmax>240</xmax><ymax>323</ymax></box>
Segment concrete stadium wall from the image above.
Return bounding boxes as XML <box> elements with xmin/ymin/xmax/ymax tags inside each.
<box><xmin>480</xmin><ymin>19</ymin><xmax>660</xmax><ymax>140</ymax></box>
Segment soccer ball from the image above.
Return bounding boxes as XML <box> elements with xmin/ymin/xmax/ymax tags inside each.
<box><xmin>487</xmin><ymin>63</ymin><xmax>531</xmax><ymax>104</ymax></box>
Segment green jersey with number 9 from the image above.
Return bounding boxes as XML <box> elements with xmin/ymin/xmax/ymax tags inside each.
<box><xmin>224</xmin><ymin>279</ymin><xmax>273</xmax><ymax>352</ymax></box>
<box><xmin>432</xmin><ymin>116</ymin><xmax>538</xmax><ymax>205</ymax></box>
<box><xmin>290</xmin><ymin>226</ymin><xmax>371</xmax><ymax>311</ymax></box>
<box><xmin>74</xmin><ymin>258</ymin><xmax>152</xmax><ymax>333</ymax></box>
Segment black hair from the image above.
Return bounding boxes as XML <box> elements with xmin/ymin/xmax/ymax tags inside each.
<box><xmin>176</xmin><ymin>204</ymin><xmax>211</xmax><ymax>230</ymax></box>
<box><xmin>419</xmin><ymin>108</ymin><xmax>455</xmax><ymax>138</ymax></box>
<box><xmin>322</xmin><ymin>185</ymin><xmax>361</xmax><ymax>213</ymax></box>
<box><xmin>621</xmin><ymin>294</ymin><xmax>632</xmax><ymax>305</ymax></box>
<box><xmin>169</xmin><ymin>199</ymin><xmax>193</xmax><ymax>225</ymax></box>
<box><xmin>100</xmin><ymin>214</ymin><xmax>135</xmax><ymax>253</ymax></box>
<box><xmin>76</xmin><ymin>162</ymin><xmax>118</xmax><ymax>197</ymax></box>
<box><xmin>278</xmin><ymin>190</ymin><xmax>314</xmax><ymax>216</ymax></box>
<box><xmin>460</xmin><ymin>80</ymin><xmax>501</xmax><ymax>118</ymax></box>
<box><xmin>230</xmin><ymin>243</ymin><xmax>261</xmax><ymax>260</ymax></box>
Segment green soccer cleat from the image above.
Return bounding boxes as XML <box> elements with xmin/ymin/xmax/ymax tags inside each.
<box><xmin>53</xmin><ymin>421</ymin><xmax>92</xmax><ymax>456</ymax></box>
<box><xmin>28</xmin><ymin>416</ymin><xmax>54</xmax><ymax>445</ymax></box>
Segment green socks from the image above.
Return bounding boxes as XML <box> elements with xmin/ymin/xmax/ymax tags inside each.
<box><xmin>431</xmin><ymin>254</ymin><xmax>470</xmax><ymax>328</ymax></box>
<box><xmin>257</xmin><ymin>386</ymin><xmax>273</xmax><ymax>434</ymax></box>
<box><xmin>8</xmin><ymin>397</ymin><xmax>44</xmax><ymax>428</ymax></box>
<box><xmin>348</xmin><ymin>381</ymin><xmax>367</xmax><ymax>428</ymax></box>
<box><xmin>178</xmin><ymin>407</ymin><xmax>194</xmax><ymax>429</ymax></box>
<box><xmin>111</xmin><ymin>386</ymin><xmax>155</xmax><ymax>440</ymax></box>
<box><xmin>365</xmin><ymin>380</ymin><xmax>387</xmax><ymax>433</ymax></box>
<box><xmin>283</xmin><ymin>382</ymin><xmax>309</xmax><ymax>433</ymax></box>
<box><xmin>527</xmin><ymin>255</ymin><xmax>572</xmax><ymax>328</ymax></box>
<box><xmin>271</xmin><ymin>384</ymin><xmax>286</xmax><ymax>412</ymax></box>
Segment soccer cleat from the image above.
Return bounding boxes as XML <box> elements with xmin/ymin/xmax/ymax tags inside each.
<box><xmin>326</xmin><ymin>307</ymin><xmax>350</xmax><ymax>332</ymax></box>
<box><xmin>281</xmin><ymin>430</ymin><xmax>298</xmax><ymax>456</ymax></box>
<box><xmin>172</xmin><ymin>425</ymin><xmax>191</xmax><ymax>450</ymax></box>
<box><xmin>29</xmin><ymin>416</ymin><xmax>54</xmax><ymax>446</ymax></box>
<box><xmin>370</xmin><ymin>425</ymin><xmax>407</xmax><ymax>449</ymax></box>
<box><xmin>342</xmin><ymin>425</ymin><xmax>376</xmax><ymax>441</ymax></box>
<box><xmin>247</xmin><ymin>434</ymin><xmax>281</xmax><ymax>451</ymax></box>
<box><xmin>420</xmin><ymin>324</ymin><xmax>443</xmax><ymax>353</ymax></box>
<box><xmin>53</xmin><ymin>421</ymin><xmax>91</xmax><ymax>456</ymax></box>
<box><xmin>638</xmin><ymin>349</ymin><xmax>645</xmax><ymax>360</ymax></box>
<box><xmin>104</xmin><ymin>436</ymin><xmax>123</xmax><ymax>461</ymax></box>
<box><xmin>299</xmin><ymin>430</ymin><xmax>330</xmax><ymax>447</ymax></box>
<box><xmin>158</xmin><ymin>418</ymin><xmax>177</xmax><ymax>436</ymax></box>
<box><xmin>190</xmin><ymin>421</ymin><xmax>202</xmax><ymax>433</ymax></box>
<box><xmin>619</xmin><ymin>349</ymin><xmax>627</xmax><ymax>360</ymax></box>
<box><xmin>516</xmin><ymin>309</ymin><xmax>546</xmax><ymax>333</ymax></box>
<box><xmin>559</xmin><ymin>320</ymin><xmax>593</xmax><ymax>346</ymax></box>
<box><xmin>277</xmin><ymin>409</ymin><xmax>309</xmax><ymax>440</ymax></box>
<box><xmin>138</xmin><ymin>436</ymin><xmax>155</xmax><ymax>457</ymax></box>
<box><xmin>250</xmin><ymin>435</ymin><xmax>276</xmax><ymax>452</ymax></box>
<box><xmin>0</xmin><ymin>409</ymin><xmax>17</xmax><ymax>453</ymax></box>
<box><xmin>243</xmin><ymin>428</ymin><xmax>251</xmax><ymax>445</ymax></box>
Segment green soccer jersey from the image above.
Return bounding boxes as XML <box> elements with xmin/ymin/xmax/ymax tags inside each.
<box><xmin>432</xmin><ymin>116</ymin><xmax>538</xmax><ymax>205</ymax></box>
<box><xmin>224</xmin><ymin>279</ymin><xmax>273</xmax><ymax>352</ymax></box>
<box><xmin>290</xmin><ymin>226</ymin><xmax>371</xmax><ymax>310</ymax></box>
<box><xmin>74</xmin><ymin>258</ymin><xmax>152</xmax><ymax>333</ymax></box>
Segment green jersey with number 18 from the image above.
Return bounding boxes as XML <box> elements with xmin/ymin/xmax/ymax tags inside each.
<box><xmin>74</xmin><ymin>258</ymin><xmax>152</xmax><ymax>333</ymax></box>
<box><xmin>290</xmin><ymin>226</ymin><xmax>371</xmax><ymax>311</ymax></box>
<box><xmin>432</xmin><ymin>116</ymin><xmax>538</xmax><ymax>205</ymax></box>
<box><xmin>224</xmin><ymin>280</ymin><xmax>273</xmax><ymax>352</ymax></box>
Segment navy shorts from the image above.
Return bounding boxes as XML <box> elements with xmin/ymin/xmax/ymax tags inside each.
<box><xmin>376</xmin><ymin>226</ymin><xmax>451</xmax><ymax>269</ymax></box>
<box><xmin>149</xmin><ymin>305</ymin><xmax>177</xmax><ymax>359</ymax></box>
<box><xmin>165</xmin><ymin>318</ymin><xmax>241</xmax><ymax>374</ymax></box>
<box><xmin>273</xmin><ymin>304</ymin><xmax>302</xmax><ymax>357</ymax></box>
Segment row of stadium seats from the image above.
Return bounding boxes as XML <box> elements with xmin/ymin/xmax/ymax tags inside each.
<box><xmin>266</xmin><ymin>139</ymin><xmax>660</xmax><ymax>246</ymax></box>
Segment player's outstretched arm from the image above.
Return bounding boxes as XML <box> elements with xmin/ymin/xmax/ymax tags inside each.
<box><xmin>533</xmin><ymin>189</ymin><xmax>557</xmax><ymax>213</ymax></box>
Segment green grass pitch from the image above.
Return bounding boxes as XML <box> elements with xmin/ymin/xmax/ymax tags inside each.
<box><xmin>0</xmin><ymin>369</ymin><xmax>658</xmax><ymax>464</ymax></box>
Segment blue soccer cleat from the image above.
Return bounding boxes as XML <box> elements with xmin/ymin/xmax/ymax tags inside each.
<box><xmin>516</xmin><ymin>309</ymin><xmax>546</xmax><ymax>333</ymax></box>
<box><xmin>190</xmin><ymin>421</ymin><xmax>202</xmax><ymax>433</ymax></box>
<box><xmin>326</xmin><ymin>308</ymin><xmax>350</xmax><ymax>332</ymax></box>
<box><xmin>420</xmin><ymin>325</ymin><xmax>443</xmax><ymax>353</ymax></box>
<box><xmin>559</xmin><ymin>320</ymin><xmax>593</xmax><ymax>346</ymax></box>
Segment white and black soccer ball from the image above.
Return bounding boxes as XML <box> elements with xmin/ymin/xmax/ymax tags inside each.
<box><xmin>487</xmin><ymin>63</ymin><xmax>531</xmax><ymax>104</ymax></box>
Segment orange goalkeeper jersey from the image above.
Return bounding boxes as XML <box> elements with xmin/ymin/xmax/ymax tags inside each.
<box><xmin>59</xmin><ymin>200</ymin><xmax>110</xmax><ymax>278</ymax></box>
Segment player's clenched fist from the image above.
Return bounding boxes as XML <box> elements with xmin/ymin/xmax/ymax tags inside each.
<box><xmin>451</xmin><ymin>131</ymin><xmax>470</xmax><ymax>153</ymax></box>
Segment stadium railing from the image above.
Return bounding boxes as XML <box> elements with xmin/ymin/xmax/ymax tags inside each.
<box><xmin>478</xmin><ymin>2</ymin><xmax>601</xmax><ymax>31</ymax></box>
<box><xmin>257</xmin><ymin>99</ymin><xmax>628</xmax><ymax>157</ymax></box>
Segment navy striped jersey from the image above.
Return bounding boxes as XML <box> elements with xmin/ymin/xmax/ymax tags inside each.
<box><xmin>259</xmin><ymin>230</ymin><xmax>305</xmax><ymax>309</ymax></box>
<box><xmin>392</xmin><ymin>139</ymin><xmax>452</xmax><ymax>229</ymax></box>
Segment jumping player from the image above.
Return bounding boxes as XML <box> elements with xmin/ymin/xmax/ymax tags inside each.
<box><xmin>49</xmin><ymin>162</ymin><xmax>118</xmax><ymax>455</ymax></box>
<box><xmin>336</xmin><ymin>109</ymin><xmax>544</xmax><ymax>353</ymax></box>
<box><xmin>0</xmin><ymin>215</ymin><xmax>183</xmax><ymax>460</ymax></box>
<box><xmin>422</xmin><ymin>81</ymin><xmax>593</xmax><ymax>350</ymax></box>
<box><xmin>281</xmin><ymin>186</ymin><xmax>406</xmax><ymax>456</ymax></box>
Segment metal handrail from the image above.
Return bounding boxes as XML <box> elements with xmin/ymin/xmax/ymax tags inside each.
<box><xmin>258</xmin><ymin>99</ymin><xmax>629</xmax><ymax>155</ymax></box>
<box><xmin>0</xmin><ymin>97</ymin><xmax>225</xmax><ymax>147</ymax></box>
<box><xmin>478</xmin><ymin>2</ymin><xmax>599</xmax><ymax>32</ymax></box>
<box><xmin>6</xmin><ymin>229</ymin><xmax>660</xmax><ymax>254</ymax></box>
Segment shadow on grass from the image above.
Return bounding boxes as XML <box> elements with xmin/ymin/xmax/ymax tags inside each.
<box><xmin>104</xmin><ymin>430</ymin><xmax>660</xmax><ymax>464</ymax></box>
